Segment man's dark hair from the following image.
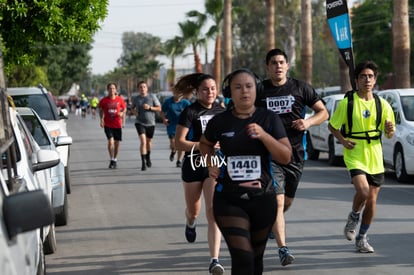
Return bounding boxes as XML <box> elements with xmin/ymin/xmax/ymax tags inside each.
<box><xmin>354</xmin><ymin>61</ymin><xmax>379</xmax><ymax>78</ymax></box>
<box><xmin>265</xmin><ymin>48</ymin><xmax>289</xmax><ymax>65</ymax></box>
<box><xmin>137</xmin><ymin>81</ymin><xmax>147</xmax><ymax>87</ymax></box>
<box><xmin>107</xmin><ymin>82</ymin><xmax>117</xmax><ymax>89</ymax></box>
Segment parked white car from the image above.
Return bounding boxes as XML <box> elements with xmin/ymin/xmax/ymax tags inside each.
<box><xmin>315</xmin><ymin>86</ymin><xmax>342</xmax><ymax>97</ymax></box>
<box><xmin>307</xmin><ymin>94</ymin><xmax>344</xmax><ymax>165</ymax></box>
<box><xmin>6</xmin><ymin>108</ymin><xmax>60</xmax><ymax>254</ymax></box>
<box><xmin>7</xmin><ymin>85</ymin><xmax>72</xmax><ymax>193</ymax></box>
<box><xmin>377</xmin><ymin>89</ymin><xmax>414</xmax><ymax>182</ymax></box>
<box><xmin>1</xmin><ymin>106</ymin><xmax>57</xmax><ymax>275</ymax></box>
<box><xmin>17</xmin><ymin>107</ymin><xmax>72</xmax><ymax>225</ymax></box>
<box><xmin>0</xmin><ymin>172</ymin><xmax>54</xmax><ymax>275</ymax></box>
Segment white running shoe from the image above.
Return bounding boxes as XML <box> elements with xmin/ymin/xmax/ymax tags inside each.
<box><xmin>355</xmin><ymin>235</ymin><xmax>374</xmax><ymax>253</ymax></box>
<box><xmin>344</xmin><ymin>212</ymin><xmax>358</xmax><ymax>241</ymax></box>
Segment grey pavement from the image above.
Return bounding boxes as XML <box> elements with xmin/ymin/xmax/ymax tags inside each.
<box><xmin>46</xmin><ymin>112</ymin><xmax>414</xmax><ymax>275</ymax></box>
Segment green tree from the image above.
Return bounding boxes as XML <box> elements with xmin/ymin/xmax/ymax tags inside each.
<box><xmin>118</xmin><ymin>32</ymin><xmax>164</xmax><ymax>91</ymax></box>
<box><xmin>312</xmin><ymin>0</ymin><xmax>340</xmax><ymax>88</ymax></box>
<box><xmin>188</xmin><ymin>0</ymin><xmax>225</xmax><ymax>85</ymax></box>
<box><xmin>231</xmin><ymin>0</ymin><xmax>267</xmax><ymax>75</ymax></box>
<box><xmin>163</xmin><ymin>36</ymin><xmax>185</xmax><ymax>89</ymax></box>
<box><xmin>205</xmin><ymin>0</ymin><xmax>224</xmax><ymax>85</ymax></box>
<box><xmin>0</xmin><ymin>0</ymin><xmax>108</xmax><ymax>66</ymax></box>
<box><xmin>352</xmin><ymin>0</ymin><xmax>393</xmax><ymax>84</ymax></box>
<box><xmin>301</xmin><ymin>0</ymin><xmax>312</xmax><ymax>84</ymax></box>
<box><xmin>223</xmin><ymin>0</ymin><xmax>232</xmax><ymax>75</ymax></box>
<box><xmin>178</xmin><ymin>19</ymin><xmax>205</xmax><ymax>73</ymax></box>
<box><xmin>265</xmin><ymin>0</ymin><xmax>275</xmax><ymax>51</ymax></box>
<box><xmin>7</xmin><ymin>64</ymin><xmax>49</xmax><ymax>87</ymax></box>
<box><xmin>392</xmin><ymin>0</ymin><xmax>410</xmax><ymax>88</ymax></box>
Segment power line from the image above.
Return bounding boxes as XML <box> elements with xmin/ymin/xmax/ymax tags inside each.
<box><xmin>111</xmin><ymin>2</ymin><xmax>203</xmax><ymax>8</ymax></box>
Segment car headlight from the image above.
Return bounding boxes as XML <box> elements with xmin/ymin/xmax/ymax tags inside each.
<box><xmin>406</xmin><ymin>132</ymin><xmax>414</xmax><ymax>145</ymax></box>
<box><xmin>49</xmin><ymin>129</ymin><xmax>61</xmax><ymax>138</ymax></box>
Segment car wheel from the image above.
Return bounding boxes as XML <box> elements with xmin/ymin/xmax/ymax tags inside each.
<box><xmin>55</xmin><ymin>188</ymin><xmax>69</xmax><ymax>226</ymax></box>
<box><xmin>328</xmin><ymin>136</ymin><xmax>343</xmax><ymax>166</ymax></box>
<box><xmin>306</xmin><ymin>133</ymin><xmax>320</xmax><ymax>160</ymax></box>
<box><xmin>43</xmin><ymin>223</ymin><xmax>57</xmax><ymax>254</ymax></box>
<box><xmin>394</xmin><ymin>146</ymin><xmax>409</xmax><ymax>182</ymax></box>
<box><xmin>65</xmin><ymin>163</ymin><xmax>71</xmax><ymax>194</ymax></box>
<box><xmin>36</xmin><ymin>241</ymin><xmax>46</xmax><ymax>275</ymax></box>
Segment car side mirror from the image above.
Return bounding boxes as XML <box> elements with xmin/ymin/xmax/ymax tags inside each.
<box><xmin>60</xmin><ymin>108</ymin><xmax>69</xmax><ymax>119</ymax></box>
<box><xmin>55</xmin><ymin>136</ymin><xmax>72</xmax><ymax>147</ymax></box>
<box><xmin>3</xmin><ymin>190</ymin><xmax>54</xmax><ymax>239</ymax></box>
<box><xmin>32</xmin><ymin>149</ymin><xmax>60</xmax><ymax>172</ymax></box>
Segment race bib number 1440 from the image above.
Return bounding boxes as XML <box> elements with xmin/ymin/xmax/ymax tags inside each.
<box><xmin>227</xmin><ymin>155</ymin><xmax>261</xmax><ymax>181</ymax></box>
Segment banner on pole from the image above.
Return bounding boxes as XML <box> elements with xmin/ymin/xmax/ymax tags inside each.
<box><xmin>326</xmin><ymin>0</ymin><xmax>356</xmax><ymax>90</ymax></box>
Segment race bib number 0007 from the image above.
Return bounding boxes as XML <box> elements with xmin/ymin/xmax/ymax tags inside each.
<box><xmin>266</xmin><ymin>95</ymin><xmax>295</xmax><ymax>114</ymax></box>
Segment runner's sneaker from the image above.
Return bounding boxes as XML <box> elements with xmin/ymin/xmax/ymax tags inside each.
<box><xmin>355</xmin><ymin>235</ymin><xmax>374</xmax><ymax>253</ymax></box>
<box><xmin>169</xmin><ymin>151</ymin><xmax>176</xmax><ymax>162</ymax></box>
<box><xmin>185</xmin><ymin>224</ymin><xmax>196</xmax><ymax>243</ymax></box>
<box><xmin>344</xmin><ymin>212</ymin><xmax>359</xmax><ymax>241</ymax></box>
<box><xmin>279</xmin><ymin>246</ymin><xmax>295</xmax><ymax>266</ymax></box>
<box><xmin>268</xmin><ymin>230</ymin><xmax>275</xmax><ymax>239</ymax></box>
<box><xmin>209</xmin><ymin>259</ymin><xmax>224</xmax><ymax>275</ymax></box>
<box><xmin>109</xmin><ymin>160</ymin><xmax>116</xmax><ymax>169</ymax></box>
<box><xmin>176</xmin><ymin>160</ymin><xmax>182</xmax><ymax>168</ymax></box>
<box><xmin>146</xmin><ymin>157</ymin><xmax>152</xmax><ymax>168</ymax></box>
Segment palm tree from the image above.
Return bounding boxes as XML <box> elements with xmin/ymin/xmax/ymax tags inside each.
<box><xmin>187</xmin><ymin>0</ymin><xmax>224</xmax><ymax>85</ymax></box>
<box><xmin>223</xmin><ymin>0</ymin><xmax>232</xmax><ymax>76</ymax></box>
<box><xmin>393</xmin><ymin>0</ymin><xmax>410</xmax><ymax>88</ymax></box>
<box><xmin>164</xmin><ymin>36</ymin><xmax>185</xmax><ymax>89</ymax></box>
<box><xmin>206</xmin><ymin>0</ymin><xmax>224</xmax><ymax>86</ymax></box>
<box><xmin>265</xmin><ymin>0</ymin><xmax>275</xmax><ymax>51</ymax></box>
<box><xmin>301</xmin><ymin>0</ymin><xmax>312</xmax><ymax>83</ymax></box>
<box><xmin>178</xmin><ymin>20</ymin><xmax>205</xmax><ymax>73</ymax></box>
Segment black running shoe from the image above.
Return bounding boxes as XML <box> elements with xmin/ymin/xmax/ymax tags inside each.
<box><xmin>169</xmin><ymin>151</ymin><xmax>176</xmax><ymax>162</ymax></box>
<box><xmin>109</xmin><ymin>160</ymin><xmax>116</xmax><ymax>169</ymax></box>
<box><xmin>146</xmin><ymin>155</ymin><xmax>152</xmax><ymax>168</ymax></box>
<box><xmin>176</xmin><ymin>160</ymin><xmax>182</xmax><ymax>168</ymax></box>
<box><xmin>185</xmin><ymin>225</ymin><xmax>196</xmax><ymax>243</ymax></box>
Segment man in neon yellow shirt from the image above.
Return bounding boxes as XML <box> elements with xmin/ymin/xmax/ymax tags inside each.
<box><xmin>90</xmin><ymin>95</ymin><xmax>100</xmax><ymax>119</ymax></box>
<box><xmin>328</xmin><ymin>60</ymin><xmax>395</xmax><ymax>253</ymax></box>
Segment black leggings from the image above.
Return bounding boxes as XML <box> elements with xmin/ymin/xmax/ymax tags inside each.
<box><xmin>213</xmin><ymin>192</ymin><xmax>277</xmax><ymax>275</ymax></box>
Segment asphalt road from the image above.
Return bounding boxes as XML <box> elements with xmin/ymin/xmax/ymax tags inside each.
<box><xmin>46</xmin><ymin>112</ymin><xmax>414</xmax><ymax>275</ymax></box>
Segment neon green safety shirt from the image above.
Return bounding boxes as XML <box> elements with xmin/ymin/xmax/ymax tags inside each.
<box><xmin>329</xmin><ymin>93</ymin><xmax>395</xmax><ymax>174</ymax></box>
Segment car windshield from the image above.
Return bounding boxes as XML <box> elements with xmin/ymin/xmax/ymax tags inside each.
<box><xmin>21</xmin><ymin>115</ymin><xmax>51</xmax><ymax>147</ymax></box>
<box><xmin>400</xmin><ymin>95</ymin><xmax>414</xmax><ymax>121</ymax></box>
<box><xmin>12</xmin><ymin>94</ymin><xmax>58</xmax><ymax>120</ymax></box>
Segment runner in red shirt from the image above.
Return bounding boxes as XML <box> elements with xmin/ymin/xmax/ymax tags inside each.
<box><xmin>99</xmin><ymin>83</ymin><xmax>126</xmax><ymax>168</ymax></box>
